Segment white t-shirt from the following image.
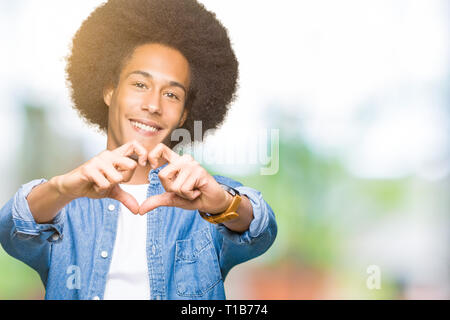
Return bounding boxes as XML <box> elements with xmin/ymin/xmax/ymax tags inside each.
<box><xmin>103</xmin><ymin>183</ymin><xmax>150</xmax><ymax>300</ymax></box>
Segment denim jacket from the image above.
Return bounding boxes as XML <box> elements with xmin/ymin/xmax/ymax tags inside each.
<box><xmin>0</xmin><ymin>164</ymin><xmax>277</xmax><ymax>300</ymax></box>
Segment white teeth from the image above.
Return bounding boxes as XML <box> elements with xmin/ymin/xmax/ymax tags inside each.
<box><xmin>131</xmin><ymin>121</ymin><xmax>159</xmax><ymax>132</ymax></box>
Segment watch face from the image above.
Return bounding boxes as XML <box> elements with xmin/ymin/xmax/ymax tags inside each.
<box><xmin>220</xmin><ymin>183</ymin><xmax>240</xmax><ymax>196</ymax></box>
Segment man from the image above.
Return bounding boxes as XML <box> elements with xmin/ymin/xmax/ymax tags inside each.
<box><xmin>0</xmin><ymin>0</ymin><xmax>277</xmax><ymax>300</ymax></box>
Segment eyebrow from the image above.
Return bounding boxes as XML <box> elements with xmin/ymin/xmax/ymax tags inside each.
<box><xmin>126</xmin><ymin>70</ymin><xmax>187</xmax><ymax>94</ymax></box>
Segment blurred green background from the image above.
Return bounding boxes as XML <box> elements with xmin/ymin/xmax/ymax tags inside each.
<box><xmin>0</xmin><ymin>0</ymin><xmax>449</xmax><ymax>299</ymax></box>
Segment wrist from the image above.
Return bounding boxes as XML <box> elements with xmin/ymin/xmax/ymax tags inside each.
<box><xmin>49</xmin><ymin>175</ymin><xmax>76</xmax><ymax>202</ymax></box>
<box><xmin>210</xmin><ymin>190</ymin><xmax>234</xmax><ymax>215</ymax></box>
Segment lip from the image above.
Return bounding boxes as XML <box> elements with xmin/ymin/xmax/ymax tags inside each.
<box><xmin>129</xmin><ymin>119</ymin><xmax>163</xmax><ymax>137</ymax></box>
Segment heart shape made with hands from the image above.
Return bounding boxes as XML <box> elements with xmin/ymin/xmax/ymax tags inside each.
<box><xmin>112</xmin><ymin>142</ymin><xmax>232</xmax><ymax>217</ymax></box>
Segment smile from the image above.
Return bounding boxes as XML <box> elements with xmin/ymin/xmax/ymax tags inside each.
<box><xmin>130</xmin><ymin>119</ymin><xmax>162</xmax><ymax>135</ymax></box>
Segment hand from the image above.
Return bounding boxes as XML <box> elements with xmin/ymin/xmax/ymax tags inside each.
<box><xmin>55</xmin><ymin>140</ymin><xmax>148</xmax><ymax>214</ymax></box>
<box><xmin>139</xmin><ymin>143</ymin><xmax>233</xmax><ymax>215</ymax></box>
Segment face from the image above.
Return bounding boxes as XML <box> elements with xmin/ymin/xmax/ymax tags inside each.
<box><xmin>103</xmin><ymin>43</ymin><xmax>190</xmax><ymax>151</ymax></box>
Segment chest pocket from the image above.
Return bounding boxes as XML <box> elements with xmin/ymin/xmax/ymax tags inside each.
<box><xmin>174</xmin><ymin>227</ymin><xmax>222</xmax><ymax>297</ymax></box>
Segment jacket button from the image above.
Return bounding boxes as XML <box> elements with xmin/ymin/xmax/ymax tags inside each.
<box><xmin>108</xmin><ymin>204</ymin><xmax>115</xmax><ymax>211</ymax></box>
<box><xmin>101</xmin><ymin>251</ymin><xmax>108</xmax><ymax>258</ymax></box>
<box><xmin>51</xmin><ymin>234</ymin><xmax>59</xmax><ymax>241</ymax></box>
<box><xmin>92</xmin><ymin>296</ymin><xmax>100</xmax><ymax>300</ymax></box>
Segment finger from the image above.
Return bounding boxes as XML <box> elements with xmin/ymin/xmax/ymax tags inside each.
<box><xmin>112</xmin><ymin>156</ymin><xmax>138</xmax><ymax>171</ymax></box>
<box><xmin>170</xmin><ymin>169</ymin><xmax>201</xmax><ymax>201</ymax></box>
<box><xmin>114</xmin><ymin>140</ymin><xmax>148</xmax><ymax>167</ymax></box>
<box><xmin>88</xmin><ymin>169</ymin><xmax>111</xmax><ymax>195</ymax></box>
<box><xmin>158</xmin><ymin>162</ymin><xmax>181</xmax><ymax>187</ymax></box>
<box><xmin>156</xmin><ymin>155</ymin><xmax>195</xmax><ymax>189</ymax></box>
<box><xmin>100</xmin><ymin>151</ymin><xmax>138</xmax><ymax>173</ymax></box>
<box><xmin>98</xmin><ymin>159</ymin><xmax>124</xmax><ymax>185</ymax></box>
<box><xmin>157</xmin><ymin>162</ymin><xmax>193</xmax><ymax>196</ymax></box>
<box><xmin>109</xmin><ymin>185</ymin><xmax>140</xmax><ymax>215</ymax></box>
<box><xmin>110</xmin><ymin>156</ymin><xmax>138</xmax><ymax>183</ymax></box>
<box><xmin>148</xmin><ymin>143</ymin><xmax>180</xmax><ymax>169</ymax></box>
<box><xmin>139</xmin><ymin>192</ymin><xmax>195</xmax><ymax>215</ymax></box>
<box><xmin>181</xmin><ymin>174</ymin><xmax>202</xmax><ymax>200</ymax></box>
<box><xmin>127</xmin><ymin>153</ymin><xmax>140</xmax><ymax>164</ymax></box>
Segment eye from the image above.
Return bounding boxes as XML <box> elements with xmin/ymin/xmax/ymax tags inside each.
<box><xmin>133</xmin><ymin>82</ymin><xmax>147</xmax><ymax>89</ymax></box>
<box><xmin>164</xmin><ymin>92</ymin><xmax>180</xmax><ymax>101</ymax></box>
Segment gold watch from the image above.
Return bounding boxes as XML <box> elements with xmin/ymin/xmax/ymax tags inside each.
<box><xmin>199</xmin><ymin>184</ymin><xmax>242</xmax><ymax>224</ymax></box>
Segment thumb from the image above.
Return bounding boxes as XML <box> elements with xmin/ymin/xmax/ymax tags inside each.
<box><xmin>139</xmin><ymin>192</ymin><xmax>193</xmax><ymax>215</ymax></box>
<box><xmin>109</xmin><ymin>185</ymin><xmax>140</xmax><ymax>215</ymax></box>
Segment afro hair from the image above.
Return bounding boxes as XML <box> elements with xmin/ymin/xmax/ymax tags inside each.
<box><xmin>65</xmin><ymin>0</ymin><xmax>239</xmax><ymax>143</ymax></box>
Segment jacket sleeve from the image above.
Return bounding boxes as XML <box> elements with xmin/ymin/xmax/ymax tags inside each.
<box><xmin>0</xmin><ymin>179</ymin><xmax>65</xmax><ymax>284</ymax></box>
<box><xmin>210</xmin><ymin>175</ymin><xmax>277</xmax><ymax>279</ymax></box>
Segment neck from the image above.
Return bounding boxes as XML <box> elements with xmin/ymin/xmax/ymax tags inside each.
<box><xmin>125</xmin><ymin>165</ymin><xmax>151</xmax><ymax>185</ymax></box>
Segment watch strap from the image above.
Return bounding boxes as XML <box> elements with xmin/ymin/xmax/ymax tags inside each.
<box><xmin>199</xmin><ymin>184</ymin><xmax>241</xmax><ymax>224</ymax></box>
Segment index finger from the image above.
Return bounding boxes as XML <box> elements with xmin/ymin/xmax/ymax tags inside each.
<box><xmin>113</xmin><ymin>140</ymin><xmax>148</xmax><ymax>167</ymax></box>
<box><xmin>148</xmin><ymin>143</ymin><xmax>180</xmax><ymax>169</ymax></box>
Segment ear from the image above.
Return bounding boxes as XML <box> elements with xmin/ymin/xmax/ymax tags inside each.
<box><xmin>103</xmin><ymin>86</ymin><xmax>114</xmax><ymax>108</ymax></box>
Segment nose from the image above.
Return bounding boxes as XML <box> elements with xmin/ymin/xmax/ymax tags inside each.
<box><xmin>141</xmin><ymin>91</ymin><xmax>161</xmax><ymax>114</ymax></box>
